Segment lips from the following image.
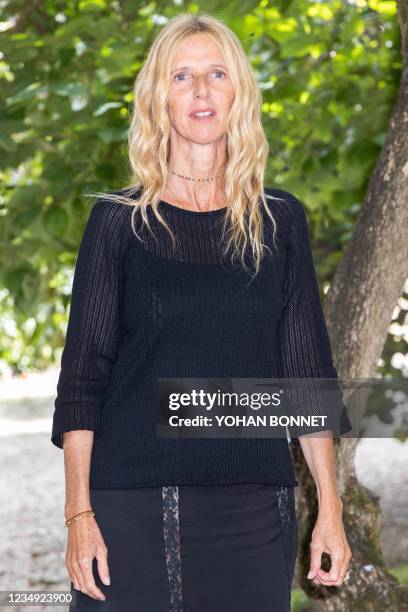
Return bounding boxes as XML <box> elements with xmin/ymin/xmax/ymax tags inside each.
<box><xmin>189</xmin><ymin>108</ymin><xmax>217</xmax><ymax>118</ymax></box>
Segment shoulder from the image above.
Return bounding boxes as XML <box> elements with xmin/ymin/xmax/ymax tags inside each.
<box><xmin>263</xmin><ymin>187</ymin><xmax>306</xmax><ymax>218</ymax></box>
<box><xmin>89</xmin><ymin>188</ymin><xmax>136</xmax><ymax>223</ymax></box>
<box><xmin>83</xmin><ymin>189</ymin><xmax>136</xmax><ymax>253</ymax></box>
<box><xmin>87</xmin><ymin>187</ymin><xmax>140</xmax><ymax>232</ymax></box>
<box><xmin>263</xmin><ymin>187</ymin><xmax>309</xmax><ymax>240</ymax></box>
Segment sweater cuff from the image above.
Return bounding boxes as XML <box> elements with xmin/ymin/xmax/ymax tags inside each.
<box><xmin>51</xmin><ymin>404</ymin><xmax>100</xmax><ymax>449</ymax></box>
<box><xmin>289</xmin><ymin>407</ymin><xmax>352</xmax><ymax>447</ymax></box>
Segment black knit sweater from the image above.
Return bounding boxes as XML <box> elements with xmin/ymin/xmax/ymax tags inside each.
<box><xmin>51</xmin><ymin>187</ymin><xmax>350</xmax><ymax>489</ymax></box>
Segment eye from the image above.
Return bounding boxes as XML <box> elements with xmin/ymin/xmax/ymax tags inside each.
<box><xmin>211</xmin><ymin>70</ymin><xmax>226</xmax><ymax>79</ymax></box>
<box><xmin>174</xmin><ymin>72</ymin><xmax>190</xmax><ymax>82</ymax></box>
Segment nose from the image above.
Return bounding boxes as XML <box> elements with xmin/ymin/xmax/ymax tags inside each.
<box><xmin>193</xmin><ymin>74</ymin><xmax>209</xmax><ymax>99</ymax></box>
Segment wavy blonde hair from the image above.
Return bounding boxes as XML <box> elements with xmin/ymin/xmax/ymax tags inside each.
<box><xmin>86</xmin><ymin>12</ymin><xmax>279</xmax><ymax>277</ymax></box>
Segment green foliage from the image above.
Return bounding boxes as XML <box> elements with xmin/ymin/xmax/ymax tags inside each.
<box><xmin>0</xmin><ymin>0</ymin><xmax>404</xmax><ymax>372</ymax></box>
<box><xmin>389</xmin><ymin>564</ymin><xmax>408</xmax><ymax>585</ymax></box>
<box><xmin>291</xmin><ymin>587</ymin><xmax>310</xmax><ymax>611</ymax></box>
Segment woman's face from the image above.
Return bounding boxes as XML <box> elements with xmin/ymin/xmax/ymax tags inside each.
<box><xmin>167</xmin><ymin>33</ymin><xmax>235</xmax><ymax>145</ymax></box>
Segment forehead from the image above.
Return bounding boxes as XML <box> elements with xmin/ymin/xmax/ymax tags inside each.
<box><xmin>171</xmin><ymin>33</ymin><xmax>224</xmax><ymax>68</ymax></box>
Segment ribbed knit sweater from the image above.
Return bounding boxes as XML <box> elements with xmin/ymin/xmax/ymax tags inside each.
<box><xmin>51</xmin><ymin>187</ymin><xmax>350</xmax><ymax>489</ymax></box>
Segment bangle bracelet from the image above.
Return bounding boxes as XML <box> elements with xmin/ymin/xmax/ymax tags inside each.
<box><xmin>65</xmin><ymin>510</ymin><xmax>95</xmax><ymax>527</ymax></box>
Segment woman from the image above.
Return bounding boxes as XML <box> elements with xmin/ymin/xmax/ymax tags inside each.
<box><xmin>51</xmin><ymin>13</ymin><xmax>352</xmax><ymax>612</ymax></box>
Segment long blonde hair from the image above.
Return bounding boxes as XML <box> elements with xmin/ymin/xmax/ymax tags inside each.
<box><xmin>86</xmin><ymin>12</ymin><xmax>279</xmax><ymax>277</ymax></box>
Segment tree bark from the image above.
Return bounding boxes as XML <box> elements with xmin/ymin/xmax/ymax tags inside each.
<box><xmin>294</xmin><ymin>2</ymin><xmax>408</xmax><ymax>610</ymax></box>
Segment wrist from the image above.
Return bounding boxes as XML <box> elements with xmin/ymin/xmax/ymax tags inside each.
<box><xmin>318</xmin><ymin>494</ymin><xmax>343</xmax><ymax>515</ymax></box>
<box><xmin>65</xmin><ymin>503</ymin><xmax>92</xmax><ymax>520</ymax></box>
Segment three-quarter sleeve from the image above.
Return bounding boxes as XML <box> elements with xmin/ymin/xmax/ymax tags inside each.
<box><xmin>51</xmin><ymin>199</ymin><xmax>128</xmax><ymax>449</ymax></box>
<box><xmin>276</xmin><ymin>194</ymin><xmax>352</xmax><ymax>446</ymax></box>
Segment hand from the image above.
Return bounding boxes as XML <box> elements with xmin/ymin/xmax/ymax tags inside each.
<box><xmin>307</xmin><ymin>497</ymin><xmax>352</xmax><ymax>587</ymax></box>
<box><xmin>65</xmin><ymin>515</ymin><xmax>110</xmax><ymax>601</ymax></box>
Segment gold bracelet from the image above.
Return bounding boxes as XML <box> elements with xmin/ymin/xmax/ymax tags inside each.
<box><xmin>65</xmin><ymin>510</ymin><xmax>95</xmax><ymax>527</ymax></box>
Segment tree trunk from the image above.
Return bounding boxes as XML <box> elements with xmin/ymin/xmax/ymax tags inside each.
<box><xmin>295</xmin><ymin>2</ymin><xmax>408</xmax><ymax>610</ymax></box>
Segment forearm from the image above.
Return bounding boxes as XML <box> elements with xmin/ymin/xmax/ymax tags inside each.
<box><xmin>298</xmin><ymin>431</ymin><xmax>342</xmax><ymax>511</ymax></box>
<box><xmin>63</xmin><ymin>430</ymin><xmax>94</xmax><ymax>520</ymax></box>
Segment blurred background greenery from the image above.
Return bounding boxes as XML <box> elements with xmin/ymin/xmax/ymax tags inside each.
<box><xmin>0</xmin><ymin>0</ymin><xmax>406</xmax><ymax>380</ymax></box>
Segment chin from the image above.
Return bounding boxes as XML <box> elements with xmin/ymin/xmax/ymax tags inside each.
<box><xmin>187</xmin><ymin>134</ymin><xmax>223</xmax><ymax>145</ymax></box>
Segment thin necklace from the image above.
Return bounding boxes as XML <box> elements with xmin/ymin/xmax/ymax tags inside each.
<box><xmin>167</xmin><ymin>164</ymin><xmax>225</xmax><ymax>183</ymax></box>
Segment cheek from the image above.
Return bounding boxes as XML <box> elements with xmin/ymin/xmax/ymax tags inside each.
<box><xmin>215</xmin><ymin>100</ymin><xmax>233</xmax><ymax>122</ymax></box>
<box><xmin>214</xmin><ymin>85</ymin><xmax>234</xmax><ymax>110</ymax></box>
<box><xmin>168</xmin><ymin>91</ymin><xmax>189</xmax><ymax>121</ymax></box>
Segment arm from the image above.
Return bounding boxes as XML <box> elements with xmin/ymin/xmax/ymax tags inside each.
<box><xmin>64</xmin><ymin>431</ymin><xmax>93</xmax><ymax>519</ymax></box>
<box><xmin>51</xmin><ymin>199</ymin><xmax>127</xmax><ymax>450</ymax></box>
<box><xmin>64</xmin><ymin>430</ymin><xmax>109</xmax><ymax>600</ymax></box>
<box><xmin>299</xmin><ymin>433</ymin><xmax>351</xmax><ymax>586</ymax></box>
<box><xmin>276</xmin><ymin>192</ymin><xmax>352</xmax><ymax>586</ymax></box>
<box><xmin>276</xmin><ymin>192</ymin><xmax>351</xmax><ymax>444</ymax></box>
<box><xmin>52</xmin><ymin>198</ymin><xmax>129</xmax><ymax>600</ymax></box>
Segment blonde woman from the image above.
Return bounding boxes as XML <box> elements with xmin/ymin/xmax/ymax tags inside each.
<box><xmin>51</xmin><ymin>13</ymin><xmax>352</xmax><ymax>611</ymax></box>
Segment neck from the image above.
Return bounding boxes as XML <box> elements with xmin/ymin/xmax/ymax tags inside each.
<box><xmin>163</xmin><ymin>134</ymin><xmax>227</xmax><ymax>208</ymax></box>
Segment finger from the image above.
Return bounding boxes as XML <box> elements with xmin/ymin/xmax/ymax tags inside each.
<box><xmin>338</xmin><ymin>560</ymin><xmax>349</xmax><ymax>584</ymax></box>
<box><xmin>78</xmin><ymin>557</ymin><xmax>106</xmax><ymax>601</ymax></box>
<box><xmin>70</xmin><ymin>561</ymin><xmax>86</xmax><ymax>593</ymax></box>
<box><xmin>66</xmin><ymin>557</ymin><xmax>83</xmax><ymax>592</ymax></box>
<box><xmin>318</xmin><ymin>543</ymin><xmax>352</xmax><ymax>586</ymax></box>
<box><xmin>96</xmin><ymin>546</ymin><xmax>110</xmax><ymax>586</ymax></box>
<box><xmin>317</xmin><ymin>552</ymin><xmax>343</xmax><ymax>585</ymax></box>
<box><xmin>68</xmin><ymin>568</ymin><xmax>81</xmax><ymax>592</ymax></box>
<box><xmin>82</xmin><ymin>561</ymin><xmax>106</xmax><ymax>601</ymax></box>
<box><xmin>342</xmin><ymin>570</ymin><xmax>350</xmax><ymax>584</ymax></box>
<box><xmin>338</xmin><ymin>551</ymin><xmax>352</xmax><ymax>585</ymax></box>
<box><xmin>308</xmin><ymin>544</ymin><xmax>323</xmax><ymax>580</ymax></box>
<box><xmin>65</xmin><ymin>558</ymin><xmax>80</xmax><ymax>592</ymax></box>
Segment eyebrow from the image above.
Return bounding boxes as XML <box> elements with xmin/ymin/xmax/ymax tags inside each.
<box><xmin>171</xmin><ymin>63</ymin><xmax>227</xmax><ymax>74</ymax></box>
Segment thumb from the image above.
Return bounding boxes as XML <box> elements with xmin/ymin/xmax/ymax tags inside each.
<box><xmin>308</xmin><ymin>545</ymin><xmax>322</xmax><ymax>579</ymax></box>
<box><xmin>96</xmin><ymin>547</ymin><xmax>110</xmax><ymax>586</ymax></box>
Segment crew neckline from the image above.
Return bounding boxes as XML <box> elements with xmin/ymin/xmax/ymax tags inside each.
<box><xmin>158</xmin><ymin>199</ymin><xmax>228</xmax><ymax>217</ymax></box>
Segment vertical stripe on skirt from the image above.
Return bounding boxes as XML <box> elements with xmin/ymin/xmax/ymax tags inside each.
<box><xmin>162</xmin><ymin>486</ymin><xmax>183</xmax><ymax>611</ymax></box>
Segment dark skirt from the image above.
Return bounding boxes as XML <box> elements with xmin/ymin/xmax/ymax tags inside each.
<box><xmin>70</xmin><ymin>483</ymin><xmax>298</xmax><ymax>612</ymax></box>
